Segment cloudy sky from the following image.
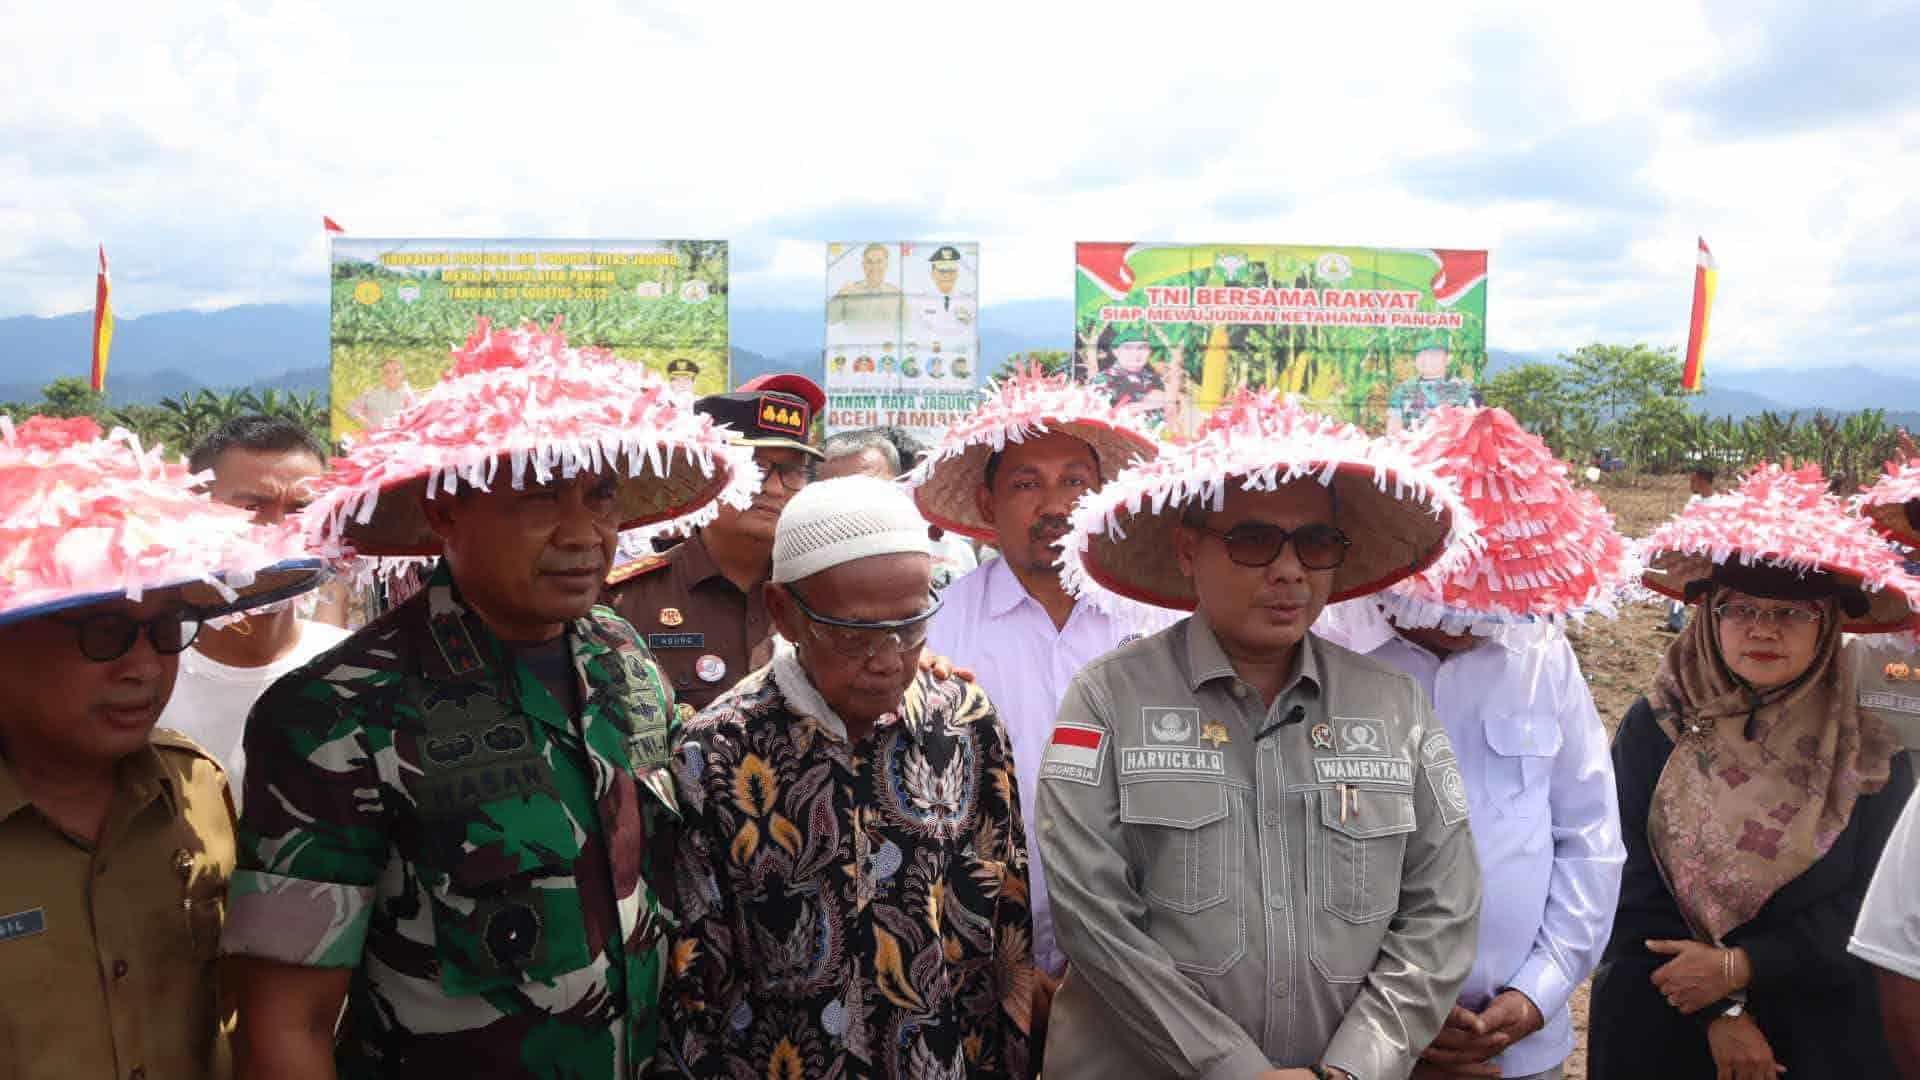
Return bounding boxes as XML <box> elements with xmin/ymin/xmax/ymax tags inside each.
<box><xmin>4</xmin><ymin>0</ymin><xmax>1916</xmax><ymax>371</ymax></box>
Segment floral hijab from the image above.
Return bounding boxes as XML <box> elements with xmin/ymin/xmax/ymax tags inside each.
<box><xmin>1647</xmin><ymin>584</ymin><xmax>1898</xmax><ymax>941</ymax></box>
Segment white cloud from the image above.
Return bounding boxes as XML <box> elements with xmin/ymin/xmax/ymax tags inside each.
<box><xmin>2</xmin><ymin>0</ymin><xmax>1916</xmax><ymax>372</ymax></box>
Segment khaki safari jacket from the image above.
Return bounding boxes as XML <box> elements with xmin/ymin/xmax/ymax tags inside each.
<box><xmin>1038</xmin><ymin>616</ymin><xmax>1481</xmax><ymax>1080</ymax></box>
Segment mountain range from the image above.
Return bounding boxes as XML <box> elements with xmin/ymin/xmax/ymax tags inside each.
<box><xmin>3</xmin><ymin>302</ymin><xmax>1915</xmax><ymax>429</ymax></box>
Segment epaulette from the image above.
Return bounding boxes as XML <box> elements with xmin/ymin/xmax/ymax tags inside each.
<box><xmin>150</xmin><ymin>727</ymin><xmax>225</xmax><ymax>771</ymax></box>
<box><xmin>606</xmin><ymin>554</ymin><xmax>670</xmax><ymax>588</ymax></box>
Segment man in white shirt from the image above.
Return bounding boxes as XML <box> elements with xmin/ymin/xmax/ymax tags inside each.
<box><xmin>1319</xmin><ymin>605</ymin><xmax>1622</xmax><ymax>1080</ymax></box>
<box><xmin>1850</xmin><ymin>788</ymin><xmax>1920</xmax><ymax>1078</ymax></box>
<box><xmin>907</xmin><ymin>373</ymin><xmax>1163</xmax><ymax>988</ymax></box>
<box><xmin>1318</xmin><ymin>404</ymin><xmax>1633</xmax><ymax>1080</ymax></box>
<box><xmin>157</xmin><ymin>415</ymin><xmax>345</xmax><ymax>801</ymax></box>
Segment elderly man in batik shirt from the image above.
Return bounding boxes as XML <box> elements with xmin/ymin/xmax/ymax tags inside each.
<box><xmin>657</xmin><ymin>476</ymin><xmax>1036</xmax><ymax>1079</ymax></box>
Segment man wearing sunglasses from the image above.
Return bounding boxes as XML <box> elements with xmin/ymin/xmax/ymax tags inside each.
<box><xmin>606</xmin><ymin>383</ymin><xmax>825</xmax><ymax>715</ymax></box>
<box><xmin>0</xmin><ymin>415</ymin><xmax>322</xmax><ymax>1080</ymax></box>
<box><xmin>1042</xmin><ymin>398</ymin><xmax>1482</xmax><ymax>1080</ymax></box>
<box><xmin>657</xmin><ymin>476</ymin><xmax>1037</xmax><ymax>1078</ymax></box>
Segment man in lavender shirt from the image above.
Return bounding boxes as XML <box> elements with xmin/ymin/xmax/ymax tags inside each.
<box><xmin>908</xmin><ymin>373</ymin><xmax>1163</xmax><ymax>996</ymax></box>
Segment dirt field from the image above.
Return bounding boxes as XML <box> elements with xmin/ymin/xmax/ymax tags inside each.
<box><xmin>1553</xmin><ymin>472</ymin><xmax>1694</xmax><ymax>1080</ymax></box>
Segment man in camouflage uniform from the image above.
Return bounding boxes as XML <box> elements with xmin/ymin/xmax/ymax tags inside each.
<box><xmin>222</xmin><ymin>320</ymin><xmax>749</xmax><ymax>1078</ymax></box>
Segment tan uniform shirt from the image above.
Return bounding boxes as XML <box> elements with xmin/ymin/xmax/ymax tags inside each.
<box><xmin>1849</xmin><ymin>635</ymin><xmax>1920</xmax><ymax>764</ymax></box>
<box><xmin>604</xmin><ymin>535</ymin><xmax>774</xmax><ymax>715</ymax></box>
<box><xmin>1038</xmin><ymin>617</ymin><xmax>1481</xmax><ymax>1080</ymax></box>
<box><xmin>0</xmin><ymin>730</ymin><xmax>236</xmax><ymax>1080</ymax></box>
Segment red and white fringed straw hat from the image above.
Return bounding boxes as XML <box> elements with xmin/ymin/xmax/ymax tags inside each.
<box><xmin>1642</xmin><ymin>462</ymin><xmax>1920</xmax><ymax>634</ymax></box>
<box><xmin>305</xmin><ymin>318</ymin><xmax>757</xmax><ymax>557</ymax></box>
<box><xmin>0</xmin><ymin>415</ymin><xmax>324</xmax><ymax>627</ymax></box>
<box><xmin>1857</xmin><ymin>458</ymin><xmax>1920</xmax><ymax>550</ymax></box>
<box><xmin>1061</xmin><ymin>391</ymin><xmax>1481</xmax><ymax>616</ymax></box>
<box><xmin>907</xmin><ymin>366</ymin><xmax>1161</xmax><ymax>541</ymax></box>
<box><xmin>1377</xmin><ymin>406</ymin><xmax>1633</xmax><ymax>634</ymax></box>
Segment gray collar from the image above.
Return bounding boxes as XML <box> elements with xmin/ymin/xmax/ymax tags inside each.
<box><xmin>771</xmin><ymin>649</ymin><xmax>850</xmax><ymax>742</ymax></box>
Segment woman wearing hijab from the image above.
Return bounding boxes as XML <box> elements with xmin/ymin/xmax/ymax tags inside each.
<box><xmin>1591</xmin><ymin>465</ymin><xmax>1920</xmax><ymax>1080</ymax></box>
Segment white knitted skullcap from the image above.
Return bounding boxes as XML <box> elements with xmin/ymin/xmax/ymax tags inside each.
<box><xmin>772</xmin><ymin>475</ymin><xmax>932</xmax><ymax>584</ymax></box>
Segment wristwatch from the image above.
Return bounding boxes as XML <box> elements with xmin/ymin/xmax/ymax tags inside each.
<box><xmin>1719</xmin><ymin>1001</ymin><xmax>1746</xmax><ymax>1019</ymax></box>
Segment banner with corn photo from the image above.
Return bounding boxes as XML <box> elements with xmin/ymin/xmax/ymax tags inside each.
<box><xmin>1073</xmin><ymin>243</ymin><xmax>1488</xmax><ymax>434</ymax></box>
<box><xmin>328</xmin><ymin>237</ymin><xmax>730</xmax><ymax>441</ymax></box>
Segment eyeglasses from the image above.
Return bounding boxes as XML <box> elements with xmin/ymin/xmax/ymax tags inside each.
<box><xmin>760</xmin><ymin>460</ymin><xmax>812</xmax><ymax>490</ymax></box>
<box><xmin>1713</xmin><ymin>602</ymin><xmax>1823</xmax><ymax>630</ymax></box>
<box><xmin>1194</xmin><ymin>521</ymin><xmax>1351</xmax><ymax>571</ymax></box>
<box><xmin>49</xmin><ymin>610</ymin><xmax>203</xmax><ymax>663</ymax></box>
<box><xmin>784</xmin><ymin>587</ymin><xmax>943</xmax><ymax>660</ymax></box>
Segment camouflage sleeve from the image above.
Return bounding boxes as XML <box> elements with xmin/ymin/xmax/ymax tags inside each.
<box><xmin>971</xmin><ymin>688</ymin><xmax>1034</xmax><ymax>1078</ymax></box>
<box><xmin>222</xmin><ymin>670</ymin><xmax>389</xmax><ymax>969</ymax></box>
<box><xmin>653</xmin><ymin>728</ymin><xmax>739</xmax><ymax>1077</ymax></box>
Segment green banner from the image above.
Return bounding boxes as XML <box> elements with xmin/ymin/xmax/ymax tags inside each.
<box><xmin>329</xmin><ymin>238</ymin><xmax>728</xmax><ymax>440</ymax></box>
<box><xmin>1074</xmin><ymin>243</ymin><xmax>1487</xmax><ymax>432</ymax></box>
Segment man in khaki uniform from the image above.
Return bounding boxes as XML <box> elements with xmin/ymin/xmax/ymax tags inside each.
<box><xmin>605</xmin><ymin>384</ymin><xmax>823</xmax><ymax>713</ymax></box>
<box><xmin>0</xmin><ymin>414</ymin><xmax>323</xmax><ymax>1080</ymax></box>
<box><xmin>1855</xmin><ymin>460</ymin><xmax>1920</xmax><ymax>760</ymax></box>
<box><xmin>1044</xmin><ymin>397</ymin><xmax>1483</xmax><ymax>1080</ymax></box>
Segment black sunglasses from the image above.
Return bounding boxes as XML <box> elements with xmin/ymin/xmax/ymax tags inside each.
<box><xmin>784</xmin><ymin>587</ymin><xmax>943</xmax><ymax>660</ymax></box>
<box><xmin>49</xmin><ymin>609</ymin><xmax>204</xmax><ymax>663</ymax></box>
<box><xmin>1194</xmin><ymin>521</ymin><xmax>1351</xmax><ymax>571</ymax></box>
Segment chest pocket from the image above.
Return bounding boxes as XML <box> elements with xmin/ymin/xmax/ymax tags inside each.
<box><xmin>1483</xmin><ymin>711</ymin><xmax>1561</xmax><ymax>820</ymax></box>
<box><xmin>1119</xmin><ymin>780</ymin><xmax>1245</xmax><ymax>975</ymax></box>
<box><xmin>403</xmin><ymin>710</ymin><xmax>596</xmax><ymax>997</ymax></box>
<box><xmin>1311</xmin><ymin>787</ymin><xmax>1416</xmax><ymax>982</ymax></box>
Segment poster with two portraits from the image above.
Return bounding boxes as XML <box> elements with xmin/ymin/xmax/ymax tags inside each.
<box><xmin>823</xmin><ymin>241</ymin><xmax>981</xmax><ymax>442</ymax></box>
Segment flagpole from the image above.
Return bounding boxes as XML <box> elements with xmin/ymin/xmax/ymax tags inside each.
<box><xmin>91</xmin><ymin>245</ymin><xmax>113</xmax><ymax>394</ymax></box>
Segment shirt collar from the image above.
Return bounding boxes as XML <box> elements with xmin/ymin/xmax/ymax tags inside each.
<box><xmin>679</xmin><ymin>533</ymin><xmax>731</xmax><ymax>588</ymax></box>
<box><xmin>984</xmin><ymin>555</ymin><xmax>1038</xmax><ymax>618</ymax></box>
<box><xmin>771</xmin><ymin>650</ymin><xmax>851</xmax><ymax>742</ymax></box>
<box><xmin>0</xmin><ymin>743</ymin><xmax>176</xmax><ymax>827</ymax></box>
<box><xmin>769</xmin><ymin>649</ymin><xmax>929</xmax><ymax>746</ymax></box>
<box><xmin>0</xmin><ymin>756</ymin><xmax>27</xmax><ymax>823</ymax></box>
<box><xmin>1184</xmin><ymin>611</ymin><xmax>1323</xmax><ymax>700</ymax></box>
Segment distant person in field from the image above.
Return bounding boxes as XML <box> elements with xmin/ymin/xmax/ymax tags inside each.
<box><xmin>1665</xmin><ymin>466</ymin><xmax>1719</xmax><ymax>632</ymax></box>
<box><xmin>344</xmin><ymin>357</ymin><xmax>419</xmax><ymax>429</ymax></box>
<box><xmin>1591</xmin><ymin>465</ymin><xmax>1920</xmax><ymax>1080</ymax></box>
<box><xmin>1387</xmin><ymin>345</ymin><xmax>1476</xmax><ymax>434</ymax></box>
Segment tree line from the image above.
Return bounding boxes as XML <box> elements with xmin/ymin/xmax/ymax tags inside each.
<box><xmin>1482</xmin><ymin>344</ymin><xmax>1908</xmax><ymax>493</ymax></box>
<box><xmin>5</xmin><ymin>376</ymin><xmax>330</xmax><ymax>455</ymax></box>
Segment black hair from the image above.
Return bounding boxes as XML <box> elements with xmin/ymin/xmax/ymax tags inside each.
<box><xmin>188</xmin><ymin>414</ymin><xmax>328</xmax><ymax>474</ymax></box>
<box><xmin>1690</xmin><ymin>465</ymin><xmax>1717</xmax><ymax>482</ymax></box>
<box><xmin>983</xmin><ymin>438</ymin><xmax>1103</xmax><ymax>490</ymax></box>
<box><xmin>1683</xmin><ymin>561</ymin><xmax>1870</xmax><ymax>619</ymax></box>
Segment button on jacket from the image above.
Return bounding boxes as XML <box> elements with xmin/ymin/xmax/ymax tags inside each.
<box><xmin>0</xmin><ymin>730</ymin><xmax>237</xmax><ymax>1080</ymax></box>
<box><xmin>1323</xmin><ymin>606</ymin><xmax>1624</xmax><ymax>1077</ymax></box>
<box><xmin>1038</xmin><ymin>616</ymin><xmax>1481</xmax><ymax>1080</ymax></box>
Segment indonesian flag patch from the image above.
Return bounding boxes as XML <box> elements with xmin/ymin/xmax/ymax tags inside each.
<box><xmin>1041</xmin><ymin>722</ymin><xmax>1108</xmax><ymax>786</ymax></box>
